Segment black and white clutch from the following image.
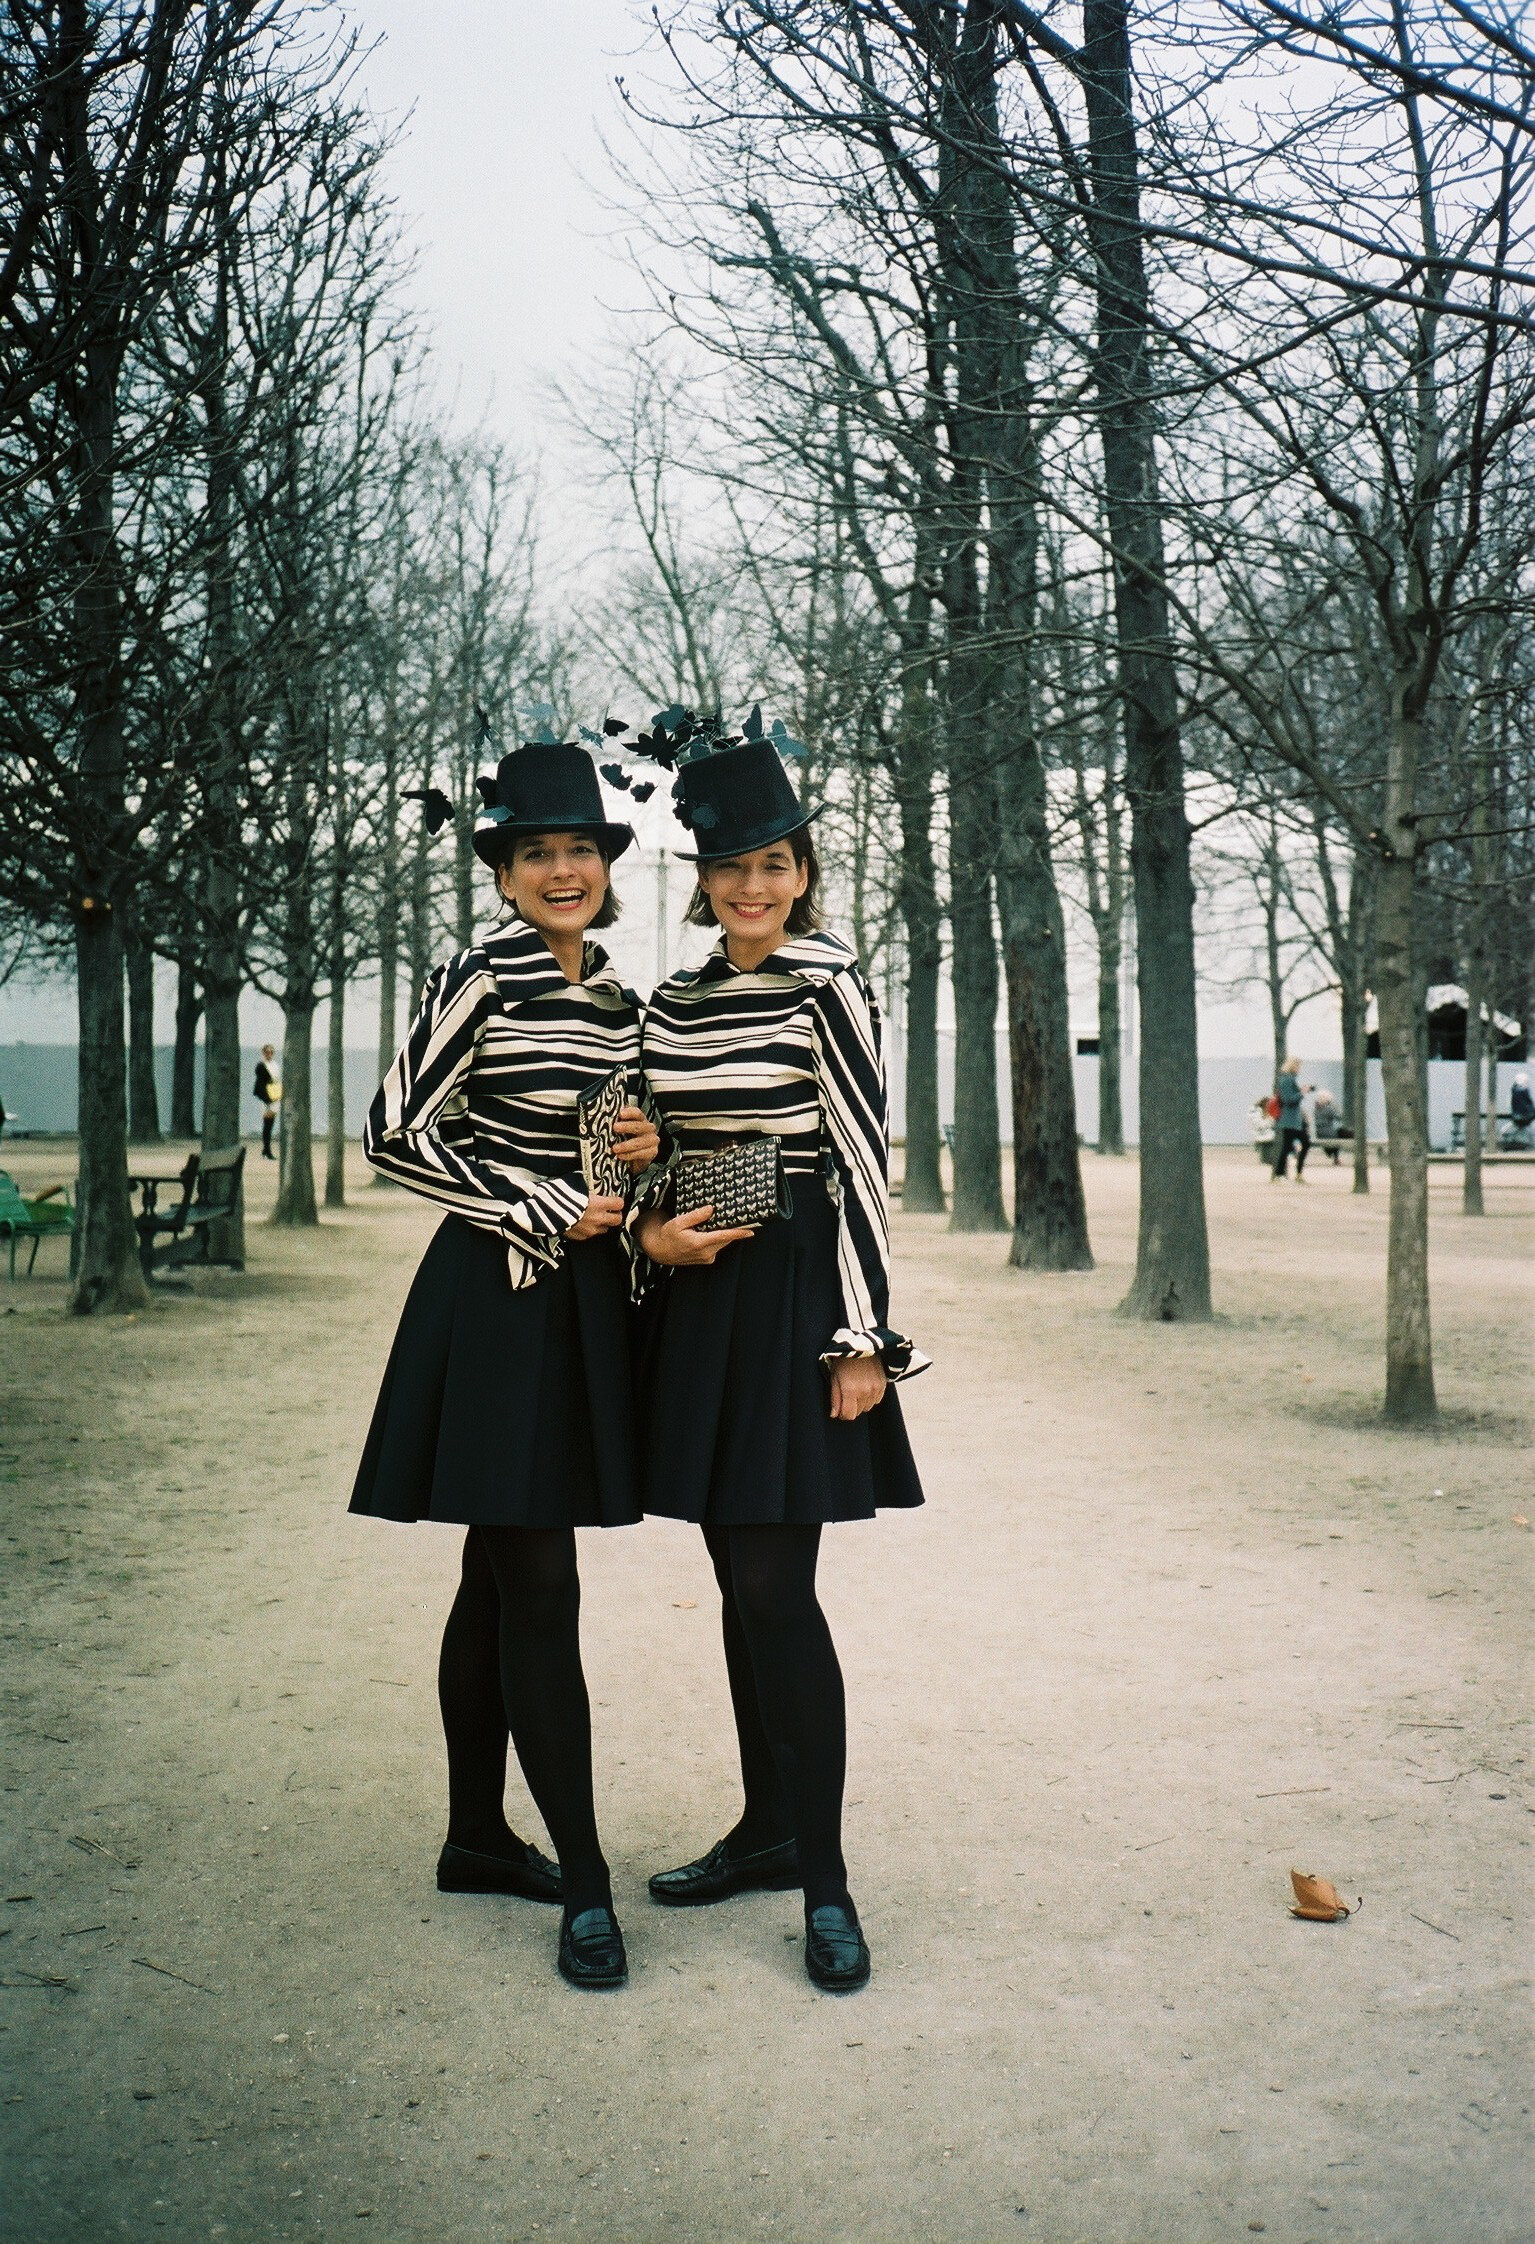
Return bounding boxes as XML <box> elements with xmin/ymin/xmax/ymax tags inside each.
<box><xmin>672</xmin><ymin>1134</ymin><xmax>793</xmax><ymax>1232</ymax></box>
<box><xmin>576</xmin><ymin>1067</ymin><xmax>632</xmax><ymax>1199</ymax></box>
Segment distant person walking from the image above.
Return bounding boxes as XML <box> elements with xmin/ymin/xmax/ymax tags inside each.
<box><xmin>1506</xmin><ymin>1072</ymin><xmax>1535</xmax><ymax>1148</ymax></box>
<box><xmin>253</xmin><ymin>1046</ymin><xmax>280</xmax><ymax>1160</ymax></box>
<box><xmin>1271</xmin><ymin>1056</ymin><xmax>1312</xmax><ymax>1182</ymax></box>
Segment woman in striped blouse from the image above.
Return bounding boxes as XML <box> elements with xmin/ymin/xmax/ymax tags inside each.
<box><xmin>349</xmin><ymin>742</ymin><xmax>658</xmax><ymax>1991</ymax></box>
<box><xmin>636</xmin><ymin>737</ymin><xmax>926</xmax><ymax>1994</ymax></box>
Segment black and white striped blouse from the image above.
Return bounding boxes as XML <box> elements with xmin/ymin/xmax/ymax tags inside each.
<box><xmin>363</xmin><ymin>919</ymin><xmax>645</xmax><ymax>1290</ymax></box>
<box><xmin>642</xmin><ymin>929</ymin><xmax>928</xmax><ymax>1378</ymax></box>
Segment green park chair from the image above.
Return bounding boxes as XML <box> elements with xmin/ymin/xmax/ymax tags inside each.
<box><xmin>0</xmin><ymin>1170</ymin><xmax>76</xmax><ymax>1279</ymax></box>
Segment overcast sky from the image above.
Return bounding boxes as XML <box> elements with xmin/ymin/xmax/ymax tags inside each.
<box><xmin>349</xmin><ymin>0</ymin><xmax>650</xmax><ymax>439</ymax></box>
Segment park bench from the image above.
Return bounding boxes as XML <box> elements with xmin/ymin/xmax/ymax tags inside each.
<box><xmin>128</xmin><ymin>1145</ymin><xmax>247</xmax><ymax>1276</ymax></box>
<box><xmin>0</xmin><ymin>1170</ymin><xmax>75</xmax><ymax>1278</ymax></box>
<box><xmin>128</xmin><ymin>1153</ymin><xmax>201</xmax><ymax>1276</ymax></box>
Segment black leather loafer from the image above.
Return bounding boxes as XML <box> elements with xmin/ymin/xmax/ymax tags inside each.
<box><xmin>557</xmin><ymin>1906</ymin><xmax>628</xmax><ymax>1989</ymax></box>
<box><xmin>436</xmin><ymin>1839</ymin><xmax>562</xmax><ymax>1903</ymax></box>
<box><xmin>648</xmin><ymin>1835</ymin><xmax>800</xmax><ymax>1907</ymax></box>
<box><xmin>804</xmin><ymin>1904</ymin><xmax>871</xmax><ymax>1992</ymax></box>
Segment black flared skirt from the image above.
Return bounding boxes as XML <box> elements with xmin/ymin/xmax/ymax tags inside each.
<box><xmin>349</xmin><ymin>1217</ymin><xmax>642</xmax><ymax>1529</ymax></box>
<box><xmin>640</xmin><ymin>1185</ymin><xmax>924</xmax><ymax>1526</ymax></box>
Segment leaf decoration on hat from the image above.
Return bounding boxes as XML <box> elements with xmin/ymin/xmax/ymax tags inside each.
<box><xmin>770</xmin><ymin>716</ymin><xmax>807</xmax><ymax>761</ymax></box>
<box><xmin>603</xmin><ymin>716</ymin><xmax>630</xmax><ymax>736</ymax></box>
<box><xmin>403</xmin><ymin>786</ymin><xmax>455</xmax><ymax>835</ymax></box>
<box><xmin>629</xmin><ymin>781</ymin><xmax>655</xmax><ymax>802</ymax></box>
<box><xmin>599</xmin><ymin>762</ymin><xmax>633</xmax><ymax>791</ymax></box>
<box><xmin>742</xmin><ymin>702</ymin><xmax>764</xmax><ymax>740</ymax></box>
<box><xmin>522</xmin><ymin>700</ymin><xmax>559</xmax><ymax>746</ymax></box>
<box><xmin>473</xmin><ymin>772</ymin><xmax>501</xmax><ymax>808</ymax></box>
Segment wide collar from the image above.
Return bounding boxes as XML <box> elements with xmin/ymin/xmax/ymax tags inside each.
<box><xmin>478</xmin><ymin>918</ymin><xmax>632</xmax><ymax>1012</ymax></box>
<box><xmin>691</xmin><ymin>929</ymin><xmax>857</xmax><ymax>990</ymax></box>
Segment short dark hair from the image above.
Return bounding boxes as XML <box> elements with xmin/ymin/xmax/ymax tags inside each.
<box><xmin>493</xmin><ymin>831</ymin><xmax>621</xmax><ymax>930</ymax></box>
<box><xmin>684</xmin><ymin>826</ymin><xmax>822</xmax><ymax>934</ymax></box>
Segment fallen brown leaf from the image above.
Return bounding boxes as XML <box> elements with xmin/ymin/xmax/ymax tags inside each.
<box><xmin>1513</xmin><ymin>1515</ymin><xmax>1529</xmax><ymax>1529</ymax></box>
<box><xmin>1289</xmin><ymin>1870</ymin><xmax>1352</xmax><ymax>1922</ymax></box>
<box><xmin>672</xmin><ymin>1599</ymin><xmax>697</xmax><ymax>1610</ymax></box>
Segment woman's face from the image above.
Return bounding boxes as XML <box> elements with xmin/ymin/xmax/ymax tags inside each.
<box><xmin>499</xmin><ymin>831</ymin><xmax>609</xmax><ymax>936</ymax></box>
<box><xmin>696</xmin><ymin>840</ymin><xmax>808</xmax><ymax>950</ymax></box>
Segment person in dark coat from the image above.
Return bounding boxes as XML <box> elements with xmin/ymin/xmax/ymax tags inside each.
<box><xmin>252</xmin><ymin>1046</ymin><xmax>279</xmax><ymax>1159</ymax></box>
<box><xmin>348</xmin><ymin>741</ymin><xmax>662</xmax><ymax>1990</ymax></box>
<box><xmin>634</xmin><ymin>729</ymin><xmax>927</xmax><ymax>1995</ymax></box>
<box><xmin>1272</xmin><ymin>1056</ymin><xmax>1312</xmax><ymax>1181</ymax></box>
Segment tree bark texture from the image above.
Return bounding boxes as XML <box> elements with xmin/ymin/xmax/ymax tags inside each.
<box><xmin>326</xmin><ymin>941</ymin><xmax>347</xmax><ymax>1210</ymax></box>
<box><xmin>896</xmin><ymin>750</ymin><xmax>946</xmax><ymax>1211</ymax></box>
<box><xmin>71</xmin><ymin>904</ymin><xmax>150</xmax><ymax>1313</ymax></box>
<box><xmin>171</xmin><ymin>958</ymin><xmax>200</xmax><ymax>1138</ymax></box>
<box><xmin>1080</xmin><ymin>0</ymin><xmax>1211</xmax><ymax>1320</ymax></box>
<box><xmin>1340</xmin><ymin>982</ymin><xmax>1370</xmax><ymax>1196</ymax></box>
<box><xmin>1462</xmin><ymin>935</ymin><xmax>1484</xmax><ymax>1216</ymax></box>
<box><xmin>1375</xmin><ymin>845</ymin><xmax>1435</xmax><ymax>1419</ymax></box>
<box><xmin>125</xmin><ymin>932</ymin><xmax>161</xmax><ymax>1143</ymax></box>
<box><xmin>272</xmin><ymin>995</ymin><xmax>317</xmax><ymax>1226</ymax></box>
<box><xmin>1096</xmin><ymin>913</ymin><xmax>1124</xmax><ymax>1155</ymax></box>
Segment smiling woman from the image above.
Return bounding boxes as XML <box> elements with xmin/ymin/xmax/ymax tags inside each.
<box><xmin>635</xmin><ymin>733</ymin><xmax>928</xmax><ymax>1998</ymax></box>
<box><xmin>347</xmin><ymin>740</ymin><xmax>664</xmax><ymax>1992</ymax></box>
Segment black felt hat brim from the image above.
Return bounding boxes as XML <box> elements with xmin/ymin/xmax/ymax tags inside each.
<box><xmin>472</xmin><ymin>818</ymin><xmax>635</xmax><ymax>867</ymax></box>
<box><xmin>673</xmin><ymin>803</ymin><xmax>822</xmax><ymax>864</ymax></box>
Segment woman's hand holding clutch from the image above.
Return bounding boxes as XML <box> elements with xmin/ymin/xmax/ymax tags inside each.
<box><xmin>613</xmin><ymin>1105</ymin><xmax>660</xmax><ymax>1171</ymax></box>
<box><xmin>636</xmin><ymin>1206</ymin><xmax>755</xmax><ymax>1266</ymax></box>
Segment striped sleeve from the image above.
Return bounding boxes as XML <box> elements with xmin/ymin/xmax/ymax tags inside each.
<box><xmin>362</xmin><ymin>953</ymin><xmax>589</xmax><ymax>1287</ymax></box>
<box><xmin>809</xmin><ymin>966</ymin><xmax>930</xmax><ymax>1380</ymax></box>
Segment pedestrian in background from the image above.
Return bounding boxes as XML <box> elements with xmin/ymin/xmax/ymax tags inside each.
<box><xmin>1272</xmin><ymin>1056</ymin><xmax>1312</xmax><ymax>1182</ymax></box>
<box><xmin>253</xmin><ymin>1045</ymin><xmax>280</xmax><ymax>1160</ymax></box>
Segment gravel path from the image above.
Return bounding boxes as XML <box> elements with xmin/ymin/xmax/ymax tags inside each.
<box><xmin>1</xmin><ymin>1145</ymin><xmax>1530</xmax><ymax>2244</ymax></box>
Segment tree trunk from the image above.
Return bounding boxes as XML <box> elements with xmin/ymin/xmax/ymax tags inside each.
<box><xmin>71</xmin><ymin>902</ymin><xmax>149</xmax><ymax>1313</ymax></box>
<box><xmin>325</xmin><ymin>944</ymin><xmax>347</xmax><ymax>1210</ymax></box>
<box><xmin>1080</xmin><ymin>0</ymin><xmax>1211</xmax><ymax>1321</ymax></box>
<box><xmin>1462</xmin><ymin>925</ymin><xmax>1484</xmax><ymax>1217</ymax></box>
<box><xmin>1375</xmin><ymin>845</ymin><xmax>1435</xmax><ymax>1421</ymax></box>
<box><xmin>897</xmin><ymin>755</ymin><xmax>945</xmax><ymax>1211</ymax></box>
<box><xmin>171</xmin><ymin>958</ymin><xmax>200</xmax><ymax>1138</ymax></box>
<box><xmin>1263</xmin><ymin>834</ymin><xmax>1287</xmax><ymax>1082</ymax></box>
<box><xmin>1097</xmin><ymin>908</ymin><xmax>1124</xmax><ymax>1154</ymax></box>
<box><xmin>272</xmin><ymin>993</ymin><xmax>317</xmax><ymax>1226</ymax></box>
<box><xmin>197</xmin><ymin>211</ymin><xmax>244</xmax><ymax>1274</ymax></box>
<box><xmin>377</xmin><ymin>763</ymin><xmax>399</xmax><ymax>1080</ymax></box>
<box><xmin>997</xmin><ymin>789</ymin><xmax>1093</xmax><ymax>1268</ymax></box>
<box><xmin>1341</xmin><ymin>981</ymin><xmax>1370</xmax><ymax>1196</ymax></box>
<box><xmin>125</xmin><ymin>932</ymin><xmax>161</xmax><ymax>1144</ymax></box>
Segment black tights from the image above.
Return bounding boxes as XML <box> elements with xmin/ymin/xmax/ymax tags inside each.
<box><xmin>437</xmin><ymin>1527</ymin><xmax>610</xmax><ymax>1916</ymax></box>
<box><xmin>703</xmin><ymin>1524</ymin><xmax>850</xmax><ymax>1914</ymax></box>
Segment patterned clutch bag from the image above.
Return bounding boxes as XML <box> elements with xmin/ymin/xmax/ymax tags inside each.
<box><xmin>577</xmin><ymin>1067</ymin><xmax>632</xmax><ymax>1199</ymax></box>
<box><xmin>672</xmin><ymin>1135</ymin><xmax>793</xmax><ymax>1232</ymax></box>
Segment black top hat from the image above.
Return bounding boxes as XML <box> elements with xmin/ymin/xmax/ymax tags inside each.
<box><xmin>471</xmin><ymin>743</ymin><xmax>635</xmax><ymax>866</ymax></box>
<box><xmin>673</xmin><ymin>740</ymin><xmax>819</xmax><ymax>861</ymax></box>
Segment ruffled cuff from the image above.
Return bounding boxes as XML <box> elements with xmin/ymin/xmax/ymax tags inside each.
<box><xmin>820</xmin><ymin>1324</ymin><xmax>932</xmax><ymax>1381</ymax></box>
<box><xmin>620</xmin><ymin>1152</ymin><xmax>675</xmax><ymax>1304</ymax></box>
<box><xmin>498</xmin><ymin>1171</ymin><xmax>590</xmax><ymax>1283</ymax></box>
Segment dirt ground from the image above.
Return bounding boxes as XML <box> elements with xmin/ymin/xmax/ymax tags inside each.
<box><xmin>0</xmin><ymin>1140</ymin><xmax>1530</xmax><ymax>2244</ymax></box>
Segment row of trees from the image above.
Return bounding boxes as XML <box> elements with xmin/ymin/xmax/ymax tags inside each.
<box><xmin>572</xmin><ymin>0</ymin><xmax>1535</xmax><ymax>1419</ymax></box>
<box><xmin>0</xmin><ymin>2</ymin><xmax>567</xmax><ymax>1298</ymax></box>
<box><xmin>1</xmin><ymin>1</ymin><xmax>1532</xmax><ymax>1434</ymax></box>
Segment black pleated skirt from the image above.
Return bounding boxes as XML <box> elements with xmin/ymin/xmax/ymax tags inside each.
<box><xmin>640</xmin><ymin>1184</ymin><xmax>924</xmax><ymax>1525</ymax></box>
<box><xmin>349</xmin><ymin>1216</ymin><xmax>643</xmax><ymax>1529</ymax></box>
